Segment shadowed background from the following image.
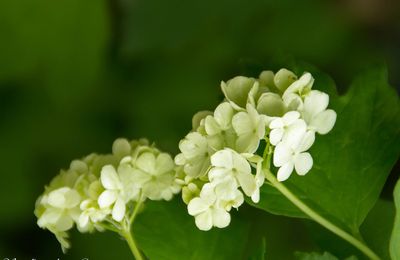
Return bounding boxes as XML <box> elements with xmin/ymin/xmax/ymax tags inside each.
<box><xmin>0</xmin><ymin>0</ymin><xmax>399</xmax><ymax>259</ymax></box>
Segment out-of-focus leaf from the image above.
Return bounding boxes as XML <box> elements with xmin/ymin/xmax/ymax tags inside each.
<box><xmin>134</xmin><ymin>199</ymin><xmax>250</xmax><ymax>260</ymax></box>
<box><xmin>249</xmin><ymin>237</ymin><xmax>266</xmax><ymax>260</ymax></box>
<box><xmin>391</xmin><ymin>179</ymin><xmax>400</xmax><ymax>259</ymax></box>
<box><xmin>295</xmin><ymin>251</ymin><xmax>357</xmax><ymax>260</ymax></box>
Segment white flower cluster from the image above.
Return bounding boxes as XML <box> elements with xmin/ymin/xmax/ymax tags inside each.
<box><xmin>176</xmin><ymin>69</ymin><xmax>336</xmax><ymax>231</ymax></box>
<box><xmin>35</xmin><ymin>138</ymin><xmax>181</xmax><ymax>251</ymax></box>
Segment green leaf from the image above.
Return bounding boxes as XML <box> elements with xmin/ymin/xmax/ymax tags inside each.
<box><xmin>391</xmin><ymin>179</ymin><xmax>400</xmax><ymax>259</ymax></box>
<box><xmin>251</xmin><ymin>66</ymin><xmax>400</xmax><ymax>235</ymax></box>
<box><xmin>361</xmin><ymin>199</ymin><xmax>395</xmax><ymax>260</ymax></box>
<box><xmin>134</xmin><ymin>199</ymin><xmax>250</xmax><ymax>260</ymax></box>
<box><xmin>249</xmin><ymin>237</ymin><xmax>266</xmax><ymax>260</ymax></box>
<box><xmin>295</xmin><ymin>251</ymin><xmax>357</xmax><ymax>260</ymax></box>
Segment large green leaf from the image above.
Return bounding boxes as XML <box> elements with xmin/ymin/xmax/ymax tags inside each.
<box><xmin>391</xmin><ymin>179</ymin><xmax>400</xmax><ymax>259</ymax></box>
<box><xmin>251</xmin><ymin>67</ymin><xmax>400</xmax><ymax>235</ymax></box>
<box><xmin>134</xmin><ymin>199</ymin><xmax>250</xmax><ymax>260</ymax></box>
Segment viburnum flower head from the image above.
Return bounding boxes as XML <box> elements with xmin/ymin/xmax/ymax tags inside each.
<box><xmin>177</xmin><ymin>68</ymin><xmax>336</xmax><ymax>231</ymax></box>
<box><xmin>187</xmin><ymin>183</ymin><xmax>231</xmax><ymax>231</ymax></box>
<box><xmin>37</xmin><ymin>68</ymin><xmax>337</xmax><ymax>244</ymax></box>
<box><xmin>35</xmin><ymin>138</ymin><xmax>182</xmax><ymax>251</ymax></box>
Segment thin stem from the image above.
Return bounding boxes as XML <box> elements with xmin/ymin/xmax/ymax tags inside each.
<box><xmin>130</xmin><ymin>196</ymin><xmax>144</xmax><ymax>224</ymax></box>
<box><xmin>122</xmin><ymin>229</ymin><xmax>144</xmax><ymax>260</ymax></box>
<box><xmin>264</xmin><ymin>169</ymin><xmax>380</xmax><ymax>260</ymax></box>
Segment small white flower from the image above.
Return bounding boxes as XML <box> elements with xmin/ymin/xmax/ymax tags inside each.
<box><xmin>37</xmin><ymin>187</ymin><xmax>81</xmax><ymax>232</ymax></box>
<box><xmin>269</xmin><ymin>111</ymin><xmax>307</xmax><ymax>147</ymax></box>
<box><xmin>132</xmin><ymin>152</ymin><xmax>180</xmax><ymax>201</ymax></box>
<box><xmin>204</xmin><ymin>102</ymin><xmax>237</xmax><ymax>149</ymax></box>
<box><xmin>98</xmin><ymin>165</ymin><xmax>126</xmax><ymax>222</ymax></box>
<box><xmin>187</xmin><ymin>184</ymin><xmax>231</xmax><ymax>231</ymax></box>
<box><xmin>205</xmin><ymin>102</ymin><xmax>234</xmax><ymax>135</ymax></box>
<box><xmin>78</xmin><ymin>180</ymin><xmax>110</xmax><ymax>230</ymax></box>
<box><xmin>282</xmin><ymin>72</ymin><xmax>314</xmax><ymax>111</ymax></box>
<box><xmin>283</xmin><ymin>72</ymin><xmax>314</xmax><ymax>99</ymax></box>
<box><xmin>209</xmin><ymin>149</ymin><xmax>257</xmax><ymax>201</ymax></box>
<box><xmin>175</xmin><ymin>132</ymin><xmax>211</xmax><ymax>178</ymax></box>
<box><xmin>78</xmin><ymin>199</ymin><xmax>110</xmax><ymax>230</ymax></box>
<box><xmin>302</xmin><ymin>90</ymin><xmax>337</xmax><ymax>135</ymax></box>
<box><xmin>232</xmin><ymin>104</ymin><xmax>265</xmax><ymax>153</ymax></box>
<box><xmin>273</xmin><ymin>131</ymin><xmax>315</xmax><ymax>182</ymax></box>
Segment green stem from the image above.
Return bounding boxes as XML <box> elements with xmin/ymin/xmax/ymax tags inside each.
<box><xmin>264</xmin><ymin>169</ymin><xmax>380</xmax><ymax>260</ymax></box>
<box><xmin>122</xmin><ymin>229</ymin><xmax>144</xmax><ymax>260</ymax></box>
<box><xmin>130</xmin><ymin>196</ymin><xmax>144</xmax><ymax>224</ymax></box>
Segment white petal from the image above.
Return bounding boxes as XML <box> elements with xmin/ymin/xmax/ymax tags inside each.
<box><xmin>136</xmin><ymin>152</ymin><xmax>156</xmax><ymax>173</ymax></box>
<box><xmin>277</xmin><ymin>162</ymin><xmax>294</xmax><ymax>182</ymax></box>
<box><xmin>284</xmin><ymin>119</ymin><xmax>307</xmax><ymax>149</ymax></box>
<box><xmin>273</xmin><ymin>143</ymin><xmax>292</xmax><ymax>167</ymax></box>
<box><xmin>232</xmin><ymin>112</ymin><xmax>252</xmax><ymax>135</ymax></box>
<box><xmin>98</xmin><ymin>190</ymin><xmax>118</xmax><ymax>208</ymax></box>
<box><xmin>101</xmin><ymin>165</ymin><xmax>121</xmax><ymax>190</ymax></box>
<box><xmin>38</xmin><ymin>209</ymin><xmax>62</xmax><ymax>227</ymax></box>
<box><xmin>131</xmin><ymin>169</ymin><xmax>152</xmax><ymax>187</ymax></box>
<box><xmin>199</xmin><ymin>183</ymin><xmax>217</xmax><ymax>205</ymax></box>
<box><xmin>283</xmin><ymin>93</ymin><xmax>303</xmax><ymax>111</ymax></box>
<box><xmin>112</xmin><ymin>197</ymin><xmax>126</xmax><ymax>222</ymax></box>
<box><xmin>212</xmin><ymin>208</ymin><xmax>231</xmax><ymax>228</ymax></box>
<box><xmin>232</xmin><ymin>152</ymin><xmax>252</xmax><ymax>174</ymax></box>
<box><xmin>270</xmin><ymin>128</ymin><xmax>284</xmax><ymax>146</ymax></box>
<box><xmin>195</xmin><ymin>211</ymin><xmax>213</xmax><ymax>231</ymax></box>
<box><xmin>294</xmin><ymin>152</ymin><xmax>313</xmax><ymax>176</ymax></box>
<box><xmin>155</xmin><ymin>153</ymin><xmax>174</xmax><ymax>174</ymax></box>
<box><xmin>269</xmin><ymin>118</ymin><xmax>284</xmax><ymax>129</ymax></box>
<box><xmin>236</xmin><ymin>171</ymin><xmax>257</xmax><ymax>197</ymax></box>
<box><xmin>214</xmin><ymin>177</ymin><xmax>238</xmax><ymax>200</ymax></box>
<box><xmin>311</xmin><ymin>109</ymin><xmax>337</xmax><ymax>134</ymax></box>
<box><xmin>179</xmin><ymin>132</ymin><xmax>207</xmax><ymax>158</ymax></box>
<box><xmin>282</xmin><ymin>111</ymin><xmax>300</xmax><ymax>125</ymax></box>
<box><xmin>304</xmin><ymin>90</ymin><xmax>329</xmax><ymax>118</ymax></box>
<box><xmin>214</xmin><ymin>102</ymin><xmax>234</xmax><ymax>130</ymax></box>
<box><xmin>251</xmin><ymin>188</ymin><xmax>260</xmax><ymax>203</ymax></box>
<box><xmin>211</xmin><ymin>149</ymin><xmax>233</xmax><ymax>169</ymax></box>
<box><xmin>236</xmin><ymin>133</ymin><xmax>260</xmax><ymax>154</ymax></box>
<box><xmin>208</xmin><ymin>167</ymin><xmax>229</xmax><ymax>182</ymax></box>
<box><xmin>47</xmin><ymin>188</ymin><xmax>68</xmax><ymax>208</ymax></box>
<box><xmin>78</xmin><ymin>213</ymin><xmax>89</xmax><ymax>228</ymax></box>
<box><xmin>188</xmin><ymin>197</ymin><xmax>209</xmax><ymax>216</ymax></box>
<box><xmin>54</xmin><ymin>215</ymin><xmax>74</xmax><ymax>232</ymax></box>
<box><xmin>297</xmin><ymin>130</ymin><xmax>315</xmax><ymax>152</ymax></box>
<box><xmin>205</xmin><ymin>116</ymin><xmax>221</xmax><ymax>135</ymax></box>
<box><xmin>283</xmin><ymin>72</ymin><xmax>314</xmax><ymax>98</ymax></box>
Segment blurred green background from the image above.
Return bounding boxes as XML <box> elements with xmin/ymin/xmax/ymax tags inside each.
<box><xmin>0</xmin><ymin>0</ymin><xmax>399</xmax><ymax>259</ymax></box>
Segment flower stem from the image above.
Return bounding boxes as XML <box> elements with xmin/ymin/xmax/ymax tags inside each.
<box><xmin>263</xmin><ymin>169</ymin><xmax>380</xmax><ymax>260</ymax></box>
<box><xmin>122</xmin><ymin>229</ymin><xmax>144</xmax><ymax>260</ymax></box>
